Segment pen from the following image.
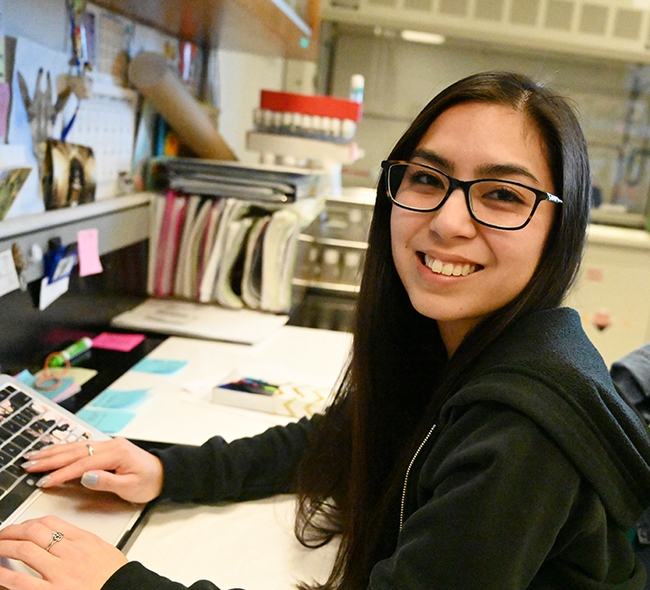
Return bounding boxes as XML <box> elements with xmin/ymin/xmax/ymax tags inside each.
<box><xmin>49</xmin><ymin>337</ymin><xmax>93</xmax><ymax>367</ymax></box>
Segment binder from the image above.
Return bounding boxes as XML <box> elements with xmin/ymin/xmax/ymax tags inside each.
<box><xmin>241</xmin><ymin>216</ymin><xmax>271</xmax><ymax>310</ymax></box>
<box><xmin>153</xmin><ymin>192</ymin><xmax>186</xmax><ymax>297</ymax></box>
<box><xmin>178</xmin><ymin>198</ymin><xmax>212</xmax><ymax>299</ymax></box>
<box><xmin>173</xmin><ymin>194</ymin><xmax>201</xmax><ymax>296</ymax></box>
<box><xmin>146</xmin><ymin>193</ymin><xmax>167</xmax><ymax>295</ymax></box>
<box><xmin>197</xmin><ymin>200</ymin><xmax>226</xmax><ymax>298</ymax></box>
<box><xmin>198</xmin><ymin>198</ymin><xmax>250</xmax><ymax>303</ymax></box>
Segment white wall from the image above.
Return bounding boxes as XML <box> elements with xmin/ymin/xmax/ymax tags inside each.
<box><xmin>4</xmin><ymin>0</ymin><xmax>67</xmax><ymax>51</ymax></box>
<box><xmin>213</xmin><ymin>49</ymin><xmax>285</xmax><ymax>164</ymax></box>
<box><xmin>330</xmin><ymin>30</ymin><xmax>634</xmax><ymax>202</ymax></box>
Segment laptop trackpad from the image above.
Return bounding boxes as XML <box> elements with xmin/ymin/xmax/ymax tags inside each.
<box><xmin>1</xmin><ymin>484</ymin><xmax>143</xmax><ymax>576</ymax></box>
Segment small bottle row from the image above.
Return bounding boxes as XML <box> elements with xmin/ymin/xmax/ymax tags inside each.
<box><xmin>253</xmin><ymin>108</ymin><xmax>357</xmax><ymax>143</ymax></box>
<box><xmin>313</xmin><ymin>204</ymin><xmax>371</xmax><ymax>243</ymax></box>
<box><xmin>296</xmin><ymin>243</ymin><xmax>366</xmax><ymax>287</ymax></box>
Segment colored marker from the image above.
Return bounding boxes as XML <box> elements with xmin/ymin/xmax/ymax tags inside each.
<box><xmin>49</xmin><ymin>337</ymin><xmax>93</xmax><ymax>367</ymax></box>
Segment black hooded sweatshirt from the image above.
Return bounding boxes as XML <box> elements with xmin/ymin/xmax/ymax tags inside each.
<box><xmin>104</xmin><ymin>308</ymin><xmax>650</xmax><ymax>589</ymax></box>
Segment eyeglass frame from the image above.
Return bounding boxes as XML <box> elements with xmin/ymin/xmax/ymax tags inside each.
<box><xmin>381</xmin><ymin>160</ymin><xmax>563</xmax><ymax>231</ymax></box>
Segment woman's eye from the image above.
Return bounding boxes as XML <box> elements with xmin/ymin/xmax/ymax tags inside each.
<box><xmin>482</xmin><ymin>187</ymin><xmax>526</xmax><ymax>204</ymax></box>
<box><xmin>411</xmin><ymin>172</ymin><xmax>444</xmax><ymax>189</ymax></box>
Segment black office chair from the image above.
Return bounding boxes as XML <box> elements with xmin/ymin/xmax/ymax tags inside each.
<box><xmin>610</xmin><ymin>344</ymin><xmax>650</xmax><ymax>587</ymax></box>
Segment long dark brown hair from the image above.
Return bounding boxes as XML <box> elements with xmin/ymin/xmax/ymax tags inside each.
<box><xmin>293</xmin><ymin>71</ymin><xmax>592</xmax><ymax>590</ymax></box>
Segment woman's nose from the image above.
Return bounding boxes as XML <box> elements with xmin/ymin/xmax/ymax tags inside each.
<box><xmin>428</xmin><ymin>188</ymin><xmax>478</xmax><ymax>239</ymax></box>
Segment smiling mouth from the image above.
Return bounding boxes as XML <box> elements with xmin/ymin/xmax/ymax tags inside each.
<box><xmin>422</xmin><ymin>253</ymin><xmax>479</xmax><ymax>277</ymax></box>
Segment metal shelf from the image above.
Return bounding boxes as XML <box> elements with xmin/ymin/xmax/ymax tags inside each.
<box><xmin>293</xmin><ymin>277</ymin><xmax>360</xmax><ymax>294</ymax></box>
<box><xmin>298</xmin><ymin>233</ymin><xmax>367</xmax><ymax>250</ymax></box>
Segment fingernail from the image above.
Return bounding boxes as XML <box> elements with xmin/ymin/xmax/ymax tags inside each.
<box><xmin>35</xmin><ymin>475</ymin><xmax>50</xmax><ymax>487</ymax></box>
<box><xmin>81</xmin><ymin>472</ymin><xmax>98</xmax><ymax>487</ymax></box>
<box><xmin>22</xmin><ymin>460</ymin><xmax>37</xmax><ymax>470</ymax></box>
<box><xmin>23</xmin><ymin>451</ymin><xmax>38</xmax><ymax>460</ymax></box>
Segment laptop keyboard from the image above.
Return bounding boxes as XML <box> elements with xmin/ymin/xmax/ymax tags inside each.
<box><xmin>0</xmin><ymin>384</ymin><xmax>93</xmax><ymax>524</ymax></box>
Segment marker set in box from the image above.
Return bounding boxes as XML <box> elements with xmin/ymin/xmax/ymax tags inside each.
<box><xmin>211</xmin><ymin>370</ymin><xmax>331</xmax><ymax>418</ymax></box>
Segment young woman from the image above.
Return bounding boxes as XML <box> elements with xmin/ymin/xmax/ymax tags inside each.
<box><xmin>2</xmin><ymin>70</ymin><xmax>650</xmax><ymax>590</ymax></box>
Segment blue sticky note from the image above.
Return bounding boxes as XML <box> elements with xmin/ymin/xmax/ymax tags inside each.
<box><xmin>90</xmin><ymin>388</ymin><xmax>148</xmax><ymax>409</ymax></box>
<box><xmin>33</xmin><ymin>377</ymin><xmax>77</xmax><ymax>401</ymax></box>
<box><xmin>76</xmin><ymin>408</ymin><xmax>136</xmax><ymax>434</ymax></box>
<box><xmin>130</xmin><ymin>358</ymin><xmax>188</xmax><ymax>375</ymax></box>
<box><xmin>14</xmin><ymin>370</ymin><xmax>36</xmax><ymax>387</ymax></box>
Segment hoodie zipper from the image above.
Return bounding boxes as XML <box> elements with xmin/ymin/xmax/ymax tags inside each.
<box><xmin>399</xmin><ymin>423</ymin><xmax>437</xmax><ymax>531</ymax></box>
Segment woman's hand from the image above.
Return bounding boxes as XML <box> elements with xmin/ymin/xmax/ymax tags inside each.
<box><xmin>0</xmin><ymin>515</ymin><xmax>127</xmax><ymax>590</ymax></box>
<box><xmin>22</xmin><ymin>438</ymin><xmax>164</xmax><ymax>504</ymax></box>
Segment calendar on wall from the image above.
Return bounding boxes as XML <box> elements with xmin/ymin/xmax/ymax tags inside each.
<box><xmin>63</xmin><ymin>78</ymin><xmax>138</xmax><ymax>200</ymax></box>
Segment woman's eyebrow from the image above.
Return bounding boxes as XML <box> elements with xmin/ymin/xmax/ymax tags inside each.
<box><xmin>410</xmin><ymin>149</ymin><xmax>453</xmax><ymax>171</ymax></box>
<box><xmin>475</xmin><ymin>163</ymin><xmax>540</xmax><ymax>184</ymax></box>
<box><xmin>411</xmin><ymin>148</ymin><xmax>541</xmax><ymax>185</ymax></box>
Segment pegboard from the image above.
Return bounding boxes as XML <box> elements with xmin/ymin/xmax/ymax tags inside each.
<box><xmin>63</xmin><ymin>78</ymin><xmax>138</xmax><ymax>200</ymax></box>
<box><xmin>96</xmin><ymin>11</ymin><xmax>133</xmax><ymax>80</ymax></box>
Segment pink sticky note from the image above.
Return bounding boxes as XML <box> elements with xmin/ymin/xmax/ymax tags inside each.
<box><xmin>0</xmin><ymin>83</ymin><xmax>10</xmax><ymax>139</ymax></box>
<box><xmin>93</xmin><ymin>332</ymin><xmax>144</xmax><ymax>352</ymax></box>
<box><xmin>92</xmin><ymin>332</ymin><xmax>146</xmax><ymax>352</ymax></box>
<box><xmin>77</xmin><ymin>228</ymin><xmax>104</xmax><ymax>277</ymax></box>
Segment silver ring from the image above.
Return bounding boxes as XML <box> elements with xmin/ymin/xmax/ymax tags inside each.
<box><xmin>45</xmin><ymin>531</ymin><xmax>64</xmax><ymax>552</ymax></box>
<box><xmin>86</xmin><ymin>443</ymin><xmax>94</xmax><ymax>456</ymax></box>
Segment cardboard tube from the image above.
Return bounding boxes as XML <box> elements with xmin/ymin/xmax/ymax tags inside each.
<box><xmin>129</xmin><ymin>51</ymin><xmax>237</xmax><ymax>161</ymax></box>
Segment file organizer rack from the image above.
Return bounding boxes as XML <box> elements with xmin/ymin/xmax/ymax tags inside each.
<box><xmin>146</xmin><ymin>188</ymin><xmax>322</xmax><ymax>315</ymax></box>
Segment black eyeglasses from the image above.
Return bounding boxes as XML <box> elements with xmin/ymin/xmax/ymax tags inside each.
<box><xmin>382</xmin><ymin>160</ymin><xmax>562</xmax><ymax>231</ymax></box>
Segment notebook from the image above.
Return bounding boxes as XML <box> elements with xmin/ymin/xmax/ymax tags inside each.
<box><xmin>0</xmin><ymin>374</ymin><xmax>146</xmax><ymax>573</ymax></box>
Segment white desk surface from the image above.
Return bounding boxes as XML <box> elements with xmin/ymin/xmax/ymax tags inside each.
<box><xmin>113</xmin><ymin>325</ymin><xmax>352</xmax><ymax>445</ymax></box>
<box><xmin>109</xmin><ymin>325</ymin><xmax>350</xmax><ymax>588</ymax></box>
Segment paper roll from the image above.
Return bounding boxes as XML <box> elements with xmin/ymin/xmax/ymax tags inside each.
<box><xmin>128</xmin><ymin>52</ymin><xmax>237</xmax><ymax>161</ymax></box>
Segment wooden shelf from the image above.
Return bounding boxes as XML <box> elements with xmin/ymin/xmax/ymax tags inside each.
<box><xmin>94</xmin><ymin>0</ymin><xmax>320</xmax><ymax>60</ymax></box>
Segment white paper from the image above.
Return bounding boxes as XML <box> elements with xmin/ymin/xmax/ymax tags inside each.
<box><xmin>0</xmin><ymin>248</ymin><xmax>19</xmax><ymax>297</ymax></box>
<box><xmin>111</xmin><ymin>298</ymin><xmax>289</xmax><ymax>345</ymax></box>
<box><xmin>39</xmin><ymin>275</ymin><xmax>69</xmax><ymax>310</ymax></box>
<box><xmin>0</xmin><ymin>145</ymin><xmax>28</xmax><ymax>167</ymax></box>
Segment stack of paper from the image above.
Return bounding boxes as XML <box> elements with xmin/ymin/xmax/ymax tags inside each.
<box><xmin>145</xmin><ymin>157</ymin><xmax>327</xmax><ymax>203</ymax></box>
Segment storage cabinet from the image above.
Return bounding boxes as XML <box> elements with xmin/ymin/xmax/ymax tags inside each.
<box><xmin>564</xmin><ymin>225</ymin><xmax>650</xmax><ymax>366</ymax></box>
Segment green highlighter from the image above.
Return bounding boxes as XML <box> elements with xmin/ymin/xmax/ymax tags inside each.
<box><xmin>48</xmin><ymin>337</ymin><xmax>93</xmax><ymax>367</ymax></box>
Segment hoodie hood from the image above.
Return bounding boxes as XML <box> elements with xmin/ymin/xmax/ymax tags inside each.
<box><xmin>442</xmin><ymin>307</ymin><xmax>650</xmax><ymax>530</ymax></box>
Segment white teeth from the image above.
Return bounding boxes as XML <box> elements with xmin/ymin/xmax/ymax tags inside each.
<box><xmin>424</xmin><ymin>255</ymin><xmax>476</xmax><ymax>277</ymax></box>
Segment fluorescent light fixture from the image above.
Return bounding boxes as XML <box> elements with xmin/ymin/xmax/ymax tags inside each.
<box><xmin>400</xmin><ymin>30</ymin><xmax>446</xmax><ymax>45</ymax></box>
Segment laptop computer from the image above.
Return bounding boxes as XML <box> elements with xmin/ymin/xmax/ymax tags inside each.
<box><xmin>0</xmin><ymin>373</ymin><xmax>147</xmax><ymax>573</ymax></box>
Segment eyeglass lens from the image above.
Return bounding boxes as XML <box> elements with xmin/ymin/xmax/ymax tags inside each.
<box><xmin>388</xmin><ymin>163</ymin><xmax>538</xmax><ymax>229</ymax></box>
